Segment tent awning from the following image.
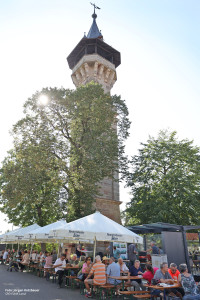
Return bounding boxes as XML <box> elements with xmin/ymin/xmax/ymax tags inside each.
<box><xmin>49</xmin><ymin>211</ymin><xmax>143</xmax><ymax>244</ymax></box>
<box><xmin>2</xmin><ymin>224</ymin><xmax>41</xmax><ymax>243</ymax></box>
<box><xmin>24</xmin><ymin>219</ymin><xmax>67</xmax><ymax>241</ymax></box>
<box><xmin>127</xmin><ymin>222</ymin><xmax>200</xmax><ymax>234</ymax></box>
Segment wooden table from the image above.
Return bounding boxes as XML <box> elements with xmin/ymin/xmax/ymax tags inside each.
<box><xmin>62</xmin><ymin>266</ymin><xmax>80</xmax><ymax>269</ymax></box>
<box><xmin>61</xmin><ymin>266</ymin><xmax>81</xmax><ymax>287</ymax></box>
<box><xmin>144</xmin><ymin>283</ymin><xmax>181</xmax><ymax>300</ymax></box>
<box><xmin>109</xmin><ymin>275</ymin><xmax>143</xmax><ymax>290</ymax></box>
<box><xmin>62</xmin><ymin>266</ymin><xmax>80</xmax><ymax>276</ymax></box>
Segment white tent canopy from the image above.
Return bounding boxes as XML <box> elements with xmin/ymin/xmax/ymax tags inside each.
<box><xmin>2</xmin><ymin>224</ymin><xmax>41</xmax><ymax>243</ymax></box>
<box><xmin>49</xmin><ymin>211</ymin><xmax>143</xmax><ymax>244</ymax></box>
<box><xmin>24</xmin><ymin>219</ymin><xmax>67</xmax><ymax>242</ymax></box>
<box><xmin>0</xmin><ymin>227</ymin><xmax>20</xmax><ymax>242</ymax></box>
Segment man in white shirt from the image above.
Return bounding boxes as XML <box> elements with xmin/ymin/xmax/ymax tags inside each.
<box><xmin>3</xmin><ymin>249</ymin><xmax>9</xmax><ymax>264</ymax></box>
<box><xmin>53</xmin><ymin>254</ymin><xmax>66</xmax><ymax>288</ymax></box>
<box><xmin>31</xmin><ymin>251</ymin><xmax>38</xmax><ymax>263</ymax></box>
<box><xmin>118</xmin><ymin>258</ymin><xmax>129</xmax><ymax>274</ymax></box>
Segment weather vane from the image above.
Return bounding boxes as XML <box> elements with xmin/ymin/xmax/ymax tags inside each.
<box><xmin>90</xmin><ymin>2</ymin><xmax>101</xmax><ymax>14</ymax></box>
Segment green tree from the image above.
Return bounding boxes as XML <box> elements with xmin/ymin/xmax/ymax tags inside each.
<box><xmin>0</xmin><ymin>143</ymin><xmax>64</xmax><ymax>226</ymax></box>
<box><xmin>125</xmin><ymin>130</ymin><xmax>200</xmax><ymax>225</ymax></box>
<box><xmin>0</xmin><ymin>83</ymin><xmax>130</xmax><ymax>224</ymax></box>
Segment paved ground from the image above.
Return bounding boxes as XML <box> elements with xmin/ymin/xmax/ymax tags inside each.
<box><xmin>0</xmin><ymin>264</ymin><xmax>84</xmax><ymax>300</ymax></box>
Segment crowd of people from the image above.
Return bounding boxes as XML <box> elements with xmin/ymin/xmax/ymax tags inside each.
<box><xmin>0</xmin><ymin>248</ymin><xmax>58</xmax><ymax>271</ymax></box>
<box><xmin>124</xmin><ymin>259</ymin><xmax>200</xmax><ymax>300</ymax></box>
<box><xmin>1</xmin><ymin>245</ymin><xmax>200</xmax><ymax>299</ymax></box>
<box><xmin>52</xmin><ymin>252</ymin><xmax>200</xmax><ymax>299</ymax></box>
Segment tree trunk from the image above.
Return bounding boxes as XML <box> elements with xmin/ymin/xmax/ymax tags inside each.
<box><xmin>41</xmin><ymin>243</ymin><xmax>46</xmax><ymax>252</ymax></box>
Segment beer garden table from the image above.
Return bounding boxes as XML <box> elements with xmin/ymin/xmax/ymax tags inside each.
<box><xmin>144</xmin><ymin>283</ymin><xmax>181</xmax><ymax>300</ymax></box>
<box><xmin>62</xmin><ymin>266</ymin><xmax>80</xmax><ymax>274</ymax></box>
<box><xmin>108</xmin><ymin>275</ymin><xmax>143</xmax><ymax>290</ymax></box>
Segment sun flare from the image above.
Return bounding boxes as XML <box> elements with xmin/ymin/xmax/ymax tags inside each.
<box><xmin>38</xmin><ymin>94</ymin><xmax>49</xmax><ymax>106</ymax></box>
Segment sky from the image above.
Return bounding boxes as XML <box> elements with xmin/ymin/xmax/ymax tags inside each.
<box><xmin>0</xmin><ymin>0</ymin><xmax>199</xmax><ymax>233</ymax></box>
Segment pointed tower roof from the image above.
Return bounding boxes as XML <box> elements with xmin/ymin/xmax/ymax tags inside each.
<box><xmin>87</xmin><ymin>12</ymin><xmax>102</xmax><ymax>39</ymax></box>
<box><xmin>67</xmin><ymin>5</ymin><xmax>121</xmax><ymax>70</ymax></box>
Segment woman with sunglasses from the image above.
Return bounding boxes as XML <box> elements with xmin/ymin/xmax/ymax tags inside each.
<box><xmin>82</xmin><ymin>257</ymin><xmax>93</xmax><ymax>275</ymax></box>
<box><xmin>77</xmin><ymin>256</ymin><xmax>92</xmax><ymax>281</ymax></box>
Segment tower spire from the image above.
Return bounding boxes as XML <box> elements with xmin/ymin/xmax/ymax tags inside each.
<box><xmin>87</xmin><ymin>3</ymin><xmax>102</xmax><ymax>39</ymax></box>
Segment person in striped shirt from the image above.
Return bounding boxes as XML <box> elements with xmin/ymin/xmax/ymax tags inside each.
<box><xmin>84</xmin><ymin>255</ymin><xmax>106</xmax><ymax>298</ymax></box>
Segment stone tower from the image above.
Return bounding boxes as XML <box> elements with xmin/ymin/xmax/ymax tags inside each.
<box><xmin>67</xmin><ymin>8</ymin><xmax>121</xmax><ymax>223</ymax></box>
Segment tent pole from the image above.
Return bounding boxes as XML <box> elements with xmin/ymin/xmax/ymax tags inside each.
<box><xmin>30</xmin><ymin>243</ymin><xmax>33</xmax><ymax>254</ymax></box>
<box><xmin>57</xmin><ymin>241</ymin><xmax>59</xmax><ymax>257</ymax></box>
<box><xmin>93</xmin><ymin>237</ymin><xmax>96</xmax><ymax>262</ymax></box>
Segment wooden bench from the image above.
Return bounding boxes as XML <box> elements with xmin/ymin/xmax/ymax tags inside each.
<box><xmin>44</xmin><ymin>268</ymin><xmax>51</xmax><ymax>280</ymax></box>
<box><xmin>86</xmin><ymin>281</ymin><xmax>116</xmax><ymax>299</ymax></box>
<box><xmin>29</xmin><ymin>264</ymin><xmax>35</xmax><ymax>273</ymax></box>
<box><xmin>29</xmin><ymin>264</ymin><xmax>40</xmax><ymax>275</ymax></box>
<box><xmin>19</xmin><ymin>263</ymin><xmax>30</xmax><ymax>272</ymax></box>
<box><xmin>124</xmin><ymin>282</ymin><xmax>132</xmax><ymax>289</ymax></box>
<box><xmin>74</xmin><ymin>278</ymin><xmax>85</xmax><ymax>294</ymax></box>
<box><xmin>99</xmin><ymin>283</ymin><xmax>116</xmax><ymax>299</ymax></box>
<box><xmin>39</xmin><ymin>267</ymin><xmax>44</xmax><ymax>277</ymax></box>
<box><xmin>65</xmin><ymin>275</ymin><xmax>77</xmax><ymax>288</ymax></box>
<box><xmin>24</xmin><ymin>264</ymin><xmax>30</xmax><ymax>272</ymax></box>
<box><xmin>51</xmin><ymin>272</ymin><xmax>58</xmax><ymax>283</ymax></box>
<box><xmin>89</xmin><ymin>283</ymin><xmax>103</xmax><ymax>298</ymax></box>
<box><xmin>119</xmin><ymin>290</ymin><xmax>151</xmax><ymax>299</ymax></box>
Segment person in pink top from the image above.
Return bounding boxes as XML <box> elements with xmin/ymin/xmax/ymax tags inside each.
<box><xmin>82</xmin><ymin>257</ymin><xmax>92</xmax><ymax>274</ymax></box>
<box><xmin>19</xmin><ymin>250</ymin><xmax>30</xmax><ymax>271</ymax></box>
<box><xmin>44</xmin><ymin>252</ymin><xmax>53</xmax><ymax>279</ymax></box>
<box><xmin>142</xmin><ymin>264</ymin><xmax>159</xmax><ymax>284</ymax></box>
<box><xmin>77</xmin><ymin>257</ymin><xmax>93</xmax><ymax>281</ymax></box>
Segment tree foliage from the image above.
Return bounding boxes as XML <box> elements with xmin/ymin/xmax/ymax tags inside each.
<box><xmin>125</xmin><ymin>130</ymin><xmax>200</xmax><ymax>226</ymax></box>
<box><xmin>0</xmin><ymin>145</ymin><xmax>64</xmax><ymax>226</ymax></box>
<box><xmin>0</xmin><ymin>83</ymin><xmax>130</xmax><ymax>224</ymax></box>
